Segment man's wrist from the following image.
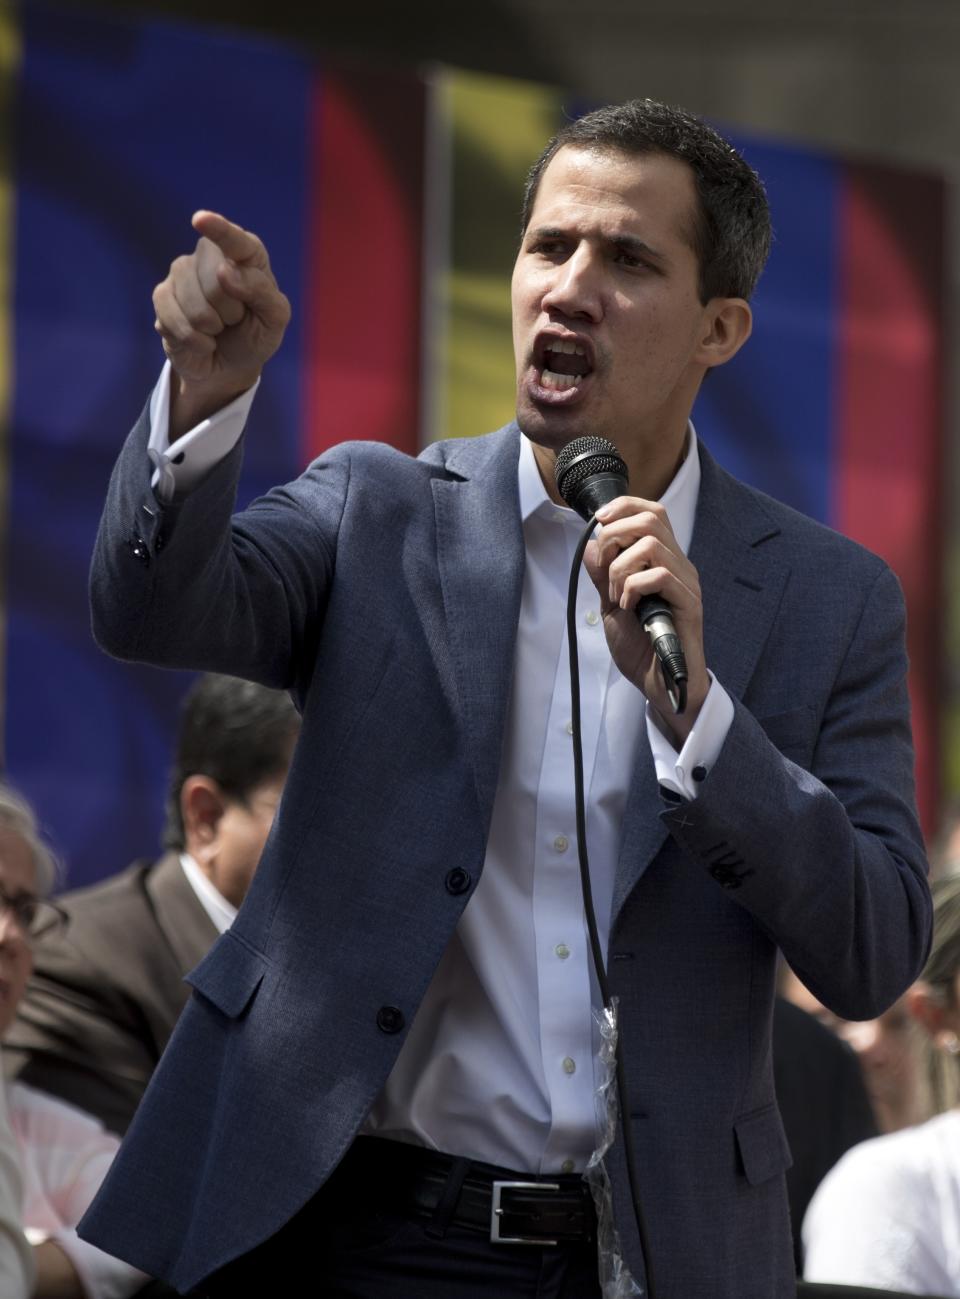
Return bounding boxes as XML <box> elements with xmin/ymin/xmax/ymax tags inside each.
<box><xmin>647</xmin><ymin>672</ymin><xmax>734</xmax><ymax>800</ymax></box>
<box><xmin>170</xmin><ymin>373</ymin><xmax>260</xmax><ymax>442</ymax></box>
<box><xmin>650</xmin><ymin>673</ymin><xmax>709</xmax><ymax>748</ymax></box>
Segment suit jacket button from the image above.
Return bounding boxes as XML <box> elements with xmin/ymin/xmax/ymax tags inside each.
<box><xmin>128</xmin><ymin>533</ymin><xmax>150</xmax><ymax>566</ymax></box>
<box><xmin>376</xmin><ymin>1005</ymin><xmax>404</xmax><ymax>1034</ymax></box>
<box><xmin>445</xmin><ymin>868</ymin><xmax>472</xmax><ymax>896</ymax></box>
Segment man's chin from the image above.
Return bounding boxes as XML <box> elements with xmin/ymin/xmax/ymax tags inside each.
<box><xmin>515</xmin><ymin>398</ymin><xmax>591</xmax><ymax>456</ymax></box>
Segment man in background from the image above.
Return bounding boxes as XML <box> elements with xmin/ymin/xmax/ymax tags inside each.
<box><xmin>4</xmin><ymin>673</ymin><xmax>299</xmax><ymax>1133</ymax></box>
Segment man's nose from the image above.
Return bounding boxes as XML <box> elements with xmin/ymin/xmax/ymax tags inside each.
<box><xmin>540</xmin><ymin>248</ymin><xmax>603</xmax><ymax>321</ymax></box>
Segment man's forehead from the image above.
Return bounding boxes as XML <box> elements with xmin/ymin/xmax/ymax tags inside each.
<box><xmin>530</xmin><ymin>144</ymin><xmax>700</xmax><ymax>246</ymax></box>
<box><xmin>0</xmin><ymin>825</ymin><xmax>35</xmax><ymax>892</ymax></box>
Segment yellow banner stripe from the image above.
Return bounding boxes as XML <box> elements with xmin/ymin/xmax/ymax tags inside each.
<box><xmin>434</xmin><ymin>69</ymin><xmax>560</xmax><ymax>441</ymax></box>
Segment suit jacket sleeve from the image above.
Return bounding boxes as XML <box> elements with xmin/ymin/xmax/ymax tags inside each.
<box><xmin>89</xmin><ymin>406</ymin><xmax>350</xmax><ymax>692</ymax></box>
<box><xmin>663</xmin><ymin>559</ymin><xmax>930</xmax><ymax>1020</ymax></box>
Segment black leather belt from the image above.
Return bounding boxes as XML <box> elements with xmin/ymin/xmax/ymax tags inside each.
<box><xmin>342</xmin><ymin>1137</ymin><xmax>596</xmax><ymax>1246</ymax></box>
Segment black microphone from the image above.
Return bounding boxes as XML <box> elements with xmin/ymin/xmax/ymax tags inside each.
<box><xmin>554</xmin><ymin>435</ymin><xmax>688</xmax><ymax>714</ymax></box>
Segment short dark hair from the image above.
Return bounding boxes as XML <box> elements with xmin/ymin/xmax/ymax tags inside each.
<box><xmin>162</xmin><ymin>674</ymin><xmax>300</xmax><ymax>851</ymax></box>
<box><xmin>521</xmin><ymin>98</ymin><xmax>772</xmax><ymax>304</ymax></box>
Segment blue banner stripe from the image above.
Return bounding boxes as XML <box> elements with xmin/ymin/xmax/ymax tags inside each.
<box><xmin>7</xmin><ymin>3</ymin><xmax>312</xmax><ymax>881</ymax></box>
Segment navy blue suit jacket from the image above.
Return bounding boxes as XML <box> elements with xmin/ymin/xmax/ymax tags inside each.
<box><xmin>80</xmin><ymin>415</ymin><xmax>931</xmax><ymax>1299</ymax></box>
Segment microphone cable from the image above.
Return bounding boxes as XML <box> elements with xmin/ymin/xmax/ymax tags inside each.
<box><xmin>566</xmin><ymin>515</ymin><xmax>658</xmax><ymax>1299</ymax></box>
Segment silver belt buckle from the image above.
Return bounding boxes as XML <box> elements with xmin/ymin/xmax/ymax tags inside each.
<box><xmin>490</xmin><ymin>1179</ymin><xmax>561</xmax><ymax>1245</ymax></box>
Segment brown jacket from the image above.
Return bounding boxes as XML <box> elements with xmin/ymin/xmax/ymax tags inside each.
<box><xmin>4</xmin><ymin>853</ymin><xmax>216</xmax><ymax>1133</ymax></box>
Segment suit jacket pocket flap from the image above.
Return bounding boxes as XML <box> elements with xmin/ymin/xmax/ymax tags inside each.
<box><xmin>185</xmin><ymin>931</ymin><xmax>267</xmax><ymax>1019</ymax></box>
<box><xmin>734</xmin><ymin>1104</ymin><xmax>793</xmax><ymax>1187</ymax></box>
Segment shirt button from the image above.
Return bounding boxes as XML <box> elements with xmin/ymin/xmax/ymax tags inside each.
<box><xmin>555</xmin><ymin>943</ymin><xmax>571</xmax><ymax>960</ymax></box>
<box><xmin>562</xmin><ymin>1057</ymin><xmax>576</xmax><ymax>1075</ymax></box>
<box><xmin>564</xmin><ymin>720</ymin><xmax>574</xmax><ymax>736</ymax></box>
<box><xmin>553</xmin><ymin>510</ymin><xmax>566</xmax><ymax>523</ymax></box>
<box><xmin>692</xmin><ymin>765</ymin><xmax>707</xmax><ymax>782</ymax></box>
<box><xmin>553</xmin><ymin>835</ymin><xmax>568</xmax><ymax>854</ymax></box>
<box><xmin>585</xmin><ymin>610</ymin><xmax>600</xmax><ymax>626</ymax></box>
<box><xmin>561</xmin><ymin>1159</ymin><xmax>575</xmax><ymax>1174</ymax></box>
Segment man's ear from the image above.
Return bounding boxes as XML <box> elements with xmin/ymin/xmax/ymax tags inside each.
<box><xmin>180</xmin><ymin>775</ymin><xmax>228</xmax><ymax>862</ymax></box>
<box><xmin>697</xmin><ymin>297</ymin><xmax>752</xmax><ymax>371</ymax></box>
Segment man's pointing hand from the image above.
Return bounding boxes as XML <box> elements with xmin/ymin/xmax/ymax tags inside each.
<box><xmin>152</xmin><ymin>211</ymin><xmax>291</xmax><ymax>439</ymax></box>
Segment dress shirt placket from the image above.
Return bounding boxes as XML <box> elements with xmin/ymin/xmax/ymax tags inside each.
<box><xmin>532</xmin><ymin>507</ymin><xmax>610</xmax><ymax>1172</ymax></box>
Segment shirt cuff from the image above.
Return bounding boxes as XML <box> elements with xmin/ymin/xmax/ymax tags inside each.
<box><xmin>646</xmin><ymin>672</ymin><xmax>734</xmax><ymax>800</ymax></box>
<box><xmin>147</xmin><ymin>360</ymin><xmax>259</xmax><ymax>504</ymax></box>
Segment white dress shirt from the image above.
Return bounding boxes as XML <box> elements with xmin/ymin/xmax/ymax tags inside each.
<box><xmin>13</xmin><ymin>1081</ymin><xmax>147</xmax><ymax>1299</ymax></box>
<box><xmin>0</xmin><ymin>1057</ymin><xmax>32</xmax><ymax>1299</ymax></box>
<box><xmin>179</xmin><ymin>853</ymin><xmax>238</xmax><ymax>935</ymax></box>
<box><xmin>147</xmin><ymin>366</ymin><xmax>734</xmax><ymax>1173</ymax></box>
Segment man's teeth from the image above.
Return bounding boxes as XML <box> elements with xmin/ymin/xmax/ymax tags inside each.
<box><xmin>539</xmin><ymin>339</ymin><xmax>589</xmax><ymax>390</ymax></box>
<box><xmin>542</xmin><ymin>369</ymin><xmax>578</xmax><ymax>390</ymax></box>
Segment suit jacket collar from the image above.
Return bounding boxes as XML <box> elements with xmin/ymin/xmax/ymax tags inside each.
<box><xmin>146</xmin><ymin>852</ymin><xmax>219</xmax><ymax>977</ymax></box>
<box><xmin>431</xmin><ymin>426</ymin><xmax>525</xmax><ymax>822</ymax></box>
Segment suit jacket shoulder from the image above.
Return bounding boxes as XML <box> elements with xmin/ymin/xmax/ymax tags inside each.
<box><xmin>5</xmin><ymin>855</ymin><xmax>217</xmax><ymax>1133</ymax></box>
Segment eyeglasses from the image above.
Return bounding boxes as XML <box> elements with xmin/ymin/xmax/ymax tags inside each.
<box><xmin>0</xmin><ymin>886</ymin><xmax>68</xmax><ymax>941</ymax></box>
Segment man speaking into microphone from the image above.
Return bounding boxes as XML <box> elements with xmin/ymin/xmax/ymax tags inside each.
<box><xmin>80</xmin><ymin>99</ymin><xmax>930</xmax><ymax>1299</ymax></box>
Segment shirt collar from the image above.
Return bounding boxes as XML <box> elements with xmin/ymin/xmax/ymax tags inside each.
<box><xmin>179</xmin><ymin>853</ymin><xmax>238</xmax><ymax>935</ymax></box>
<box><xmin>517</xmin><ymin>424</ymin><xmax>701</xmax><ymax>556</ymax></box>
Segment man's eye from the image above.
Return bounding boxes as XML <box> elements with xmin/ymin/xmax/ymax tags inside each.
<box><xmin>532</xmin><ymin>240</ymin><xmax>567</xmax><ymax>258</ymax></box>
<box><xmin>614</xmin><ymin>249</ymin><xmax>647</xmax><ymax>269</ymax></box>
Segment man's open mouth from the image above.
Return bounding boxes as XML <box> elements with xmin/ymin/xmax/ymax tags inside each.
<box><xmin>536</xmin><ymin>337</ymin><xmax>594</xmax><ymax>391</ymax></box>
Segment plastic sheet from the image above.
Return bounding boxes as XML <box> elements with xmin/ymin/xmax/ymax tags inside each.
<box><xmin>584</xmin><ymin>999</ymin><xmax>644</xmax><ymax>1298</ymax></box>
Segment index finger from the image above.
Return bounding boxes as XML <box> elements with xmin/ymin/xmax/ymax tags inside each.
<box><xmin>191</xmin><ymin>210</ymin><xmax>267</xmax><ymax>268</ymax></box>
<box><xmin>594</xmin><ymin>495</ymin><xmax>665</xmax><ymax>525</ymax></box>
<box><xmin>593</xmin><ymin>497</ymin><xmax>678</xmax><ymax>564</ymax></box>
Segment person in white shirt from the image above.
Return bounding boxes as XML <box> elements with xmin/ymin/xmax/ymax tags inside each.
<box><xmin>0</xmin><ymin>1048</ymin><xmax>33</xmax><ymax>1299</ymax></box>
<box><xmin>804</xmin><ymin>874</ymin><xmax>960</xmax><ymax>1295</ymax></box>
<box><xmin>0</xmin><ymin>782</ymin><xmax>148</xmax><ymax>1298</ymax></box>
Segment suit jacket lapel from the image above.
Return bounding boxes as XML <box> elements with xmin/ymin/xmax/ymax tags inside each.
<box><xmin>433</xmin><ymin>427</ymin><xmax>526</xmax><ymax>822</ymax></box>
<box><xmin>612</xmin><ymin>442</ymin><xmax>791</xmax><ymax>924</ymax></box>
<box><xmin>147</xmin><ymin>852</ymin><xmax>219</xmax><ymax>978</ymax></box>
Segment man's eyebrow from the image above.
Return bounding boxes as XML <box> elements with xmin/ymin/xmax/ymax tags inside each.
<box><xmin>0</xmin><ymin>884</ymin><xmax>35</xmax><ymax>902</ymax></box>
<box><xmin>526</xmin><ymin>225</ymin><xmax>669</xmax><ymax>264</ymax></box>
<box><xmin>609</xmin><ymin>233</ymin><xmax>669</xmax><ymax>264</ymax></box>
<box><xmin>526</xmin><ymin>226</ymin><xmax>568</xmax><ymax>243</ymax></box>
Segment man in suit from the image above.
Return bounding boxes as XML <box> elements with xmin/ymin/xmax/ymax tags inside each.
<box><xmin>4</xmin><ymin>674</ymin><xmax>299</xmax><ymax>1134</ymax></box>
<box><xmin>78</xmin><ymin>100</ymin><xmax>931</xmax><ymax>1299</ymax></box>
